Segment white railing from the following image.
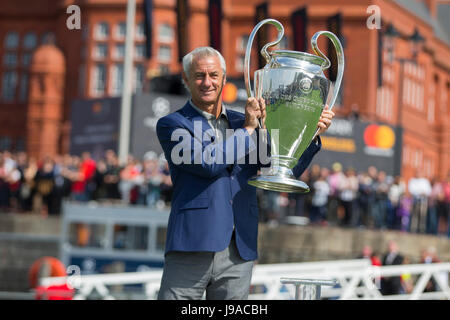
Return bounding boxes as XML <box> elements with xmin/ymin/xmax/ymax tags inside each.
<box><xmin>39</xmin><ymin>259</ymin><xmax>450</xmax><ymax>300</ymax></box>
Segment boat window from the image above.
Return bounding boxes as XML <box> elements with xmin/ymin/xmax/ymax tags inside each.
<box><xmin>69</xmin><ymin>223</ymin><xmax>107</xmax><ymax>248</ymax></box>
<box><xmin>113</xmin><ymin>224</ymin><xmax>148</xmax><ymax>251</ymax></box>
<box><xmin>156</xmin><ymin>226</ymin><xmax>167</xmax><ymax>252</ymax></box>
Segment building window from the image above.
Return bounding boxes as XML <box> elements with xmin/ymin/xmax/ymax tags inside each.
<box><xmin>22</xmin><ymin>53</ymin><xmax>32</xmax><ymax>67</ymax></box>
<box><xmin>115</xmin><ymin>22</ymin><xmax>126</xmax><ymax>39</ymax></box>
<box><xmin>19</xmin><ymin>74</ymin><xmax>28</xmax><ymax>102</ymax></box>
<box><xmin>93</xmin><ymin>43</ymin><xmax>108</xmax><ymax>60</ymax></box>
<box><xmin>135</xmin><ymin>22</ymin><xmax>145</xmax><ymax>39</ymax></box>
<box><xmin>0</xmin><ymin>137</ymin><xmax>12</xmax><ymax>151</ymax></box>
<box><xmin>1</xmin><ymin>71</ymin><xmax>18</xmax><ymax>102</ymax></box>
<box><xmin>135</xmin><ymin>43</ymin><xmax>146</xmax><ymax>59</ymax></box>
<box><xmin>92</xmin><ymin>64</ymin><xmax>107</xmax><ymax>97</ymax></box>
<box><xmin>134</xmin><ymin>64</ymin><xmax>144</xmax><ymax>93</ymax></box>
<box><xmin>4</xmin><ymin>32</ymin><xmax>19</xmax><ymax>49</ymax></box>
<box><xmin>113</xmin><ymin>44</ymin><xmax>125</xmax><ymax>60</ymax></box>
<box><xmin>158</xmin><ymin>45</ymin><xmax>171</xmax><ymax>63</ymax></box>
<box><xmin>110</xmin><ymin>63</ymin><xmax>124</xmax><ymax>96</ymax></box>
<box><xmin>158</xmin><ymin>23</ymin><xmax>174</xmax><ymax>42</ymax></box>
<box><xmin>236</xmin><ymin>35</ymin><xmax>249</xmax><ymax>51</ymax></box>
<box><xmin>95</xmin><ymin>22</ymin><xmax>109</xmax><ymax>40</ymax></box>
<box><xmin>3</xmin><ymin>53</ymin><xmax>18</xmax><ymax>67</ymax></box>
<box><xmin>23</xmin><ymin>32</ymin><xmax>37</xmax><ymax>50</ymax></box>
<box><xmin>41</xmin><ymin>31</ymin><xmax>55</xmax><ymax>44</ymax></box>
<box><xmin>235</xmin><ymin>55</ymin><xmax>244</xmax><ymax>72</ymax></box>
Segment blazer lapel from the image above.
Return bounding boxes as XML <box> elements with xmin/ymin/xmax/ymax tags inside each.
<box><xmin>180</xmin><ymin>102</ymin><xmax>212</xmax><ymax>136</ymax></box>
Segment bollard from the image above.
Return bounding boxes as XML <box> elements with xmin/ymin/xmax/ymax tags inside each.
<box><xmin>280</xmin><ymin>278</ymin><xmax>338</xmax><ymax>300</ymax></box>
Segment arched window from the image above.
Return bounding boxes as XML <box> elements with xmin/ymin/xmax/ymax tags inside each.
<box><xmin>23</xmin><ymin>32</ymin><xmax>37</xmax><ymax>49</ymax></box>
<box><xmin>158</xmin><ymin>23</ymin><xmax>174</xmax><ymax>42</ymax></box>
<box><xmin>4</xmin><ymin>31</ymin><xmax>19</xmax><ymax>49</ymax></box>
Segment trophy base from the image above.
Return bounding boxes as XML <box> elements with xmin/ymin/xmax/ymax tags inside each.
<box><xmin>248</xmin><ymin>175</ymin><xmax>310</xmax><ymax>193</ymax></box>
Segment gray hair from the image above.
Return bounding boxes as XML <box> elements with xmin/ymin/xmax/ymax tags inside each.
<box><xmin>182</xmin><ymin>47</ymin><xmax>226</xmax><ymax>89</ymax></box>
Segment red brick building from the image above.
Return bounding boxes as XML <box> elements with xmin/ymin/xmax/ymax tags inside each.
<box><xmin>0</xmin><ymin>0</ymin><xmax>449</xmax><ymax>181</ymax></box>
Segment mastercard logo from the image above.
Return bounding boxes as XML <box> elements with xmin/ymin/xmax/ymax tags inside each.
<box><xmin>364</xmin><ymin>124</ymin><xmax>395</xmax><ymax>149</ymax></box>
<box><xmin>222</xmin><ymin>82</ymin><xmax>238</xmax><ymax>104</ymax></box>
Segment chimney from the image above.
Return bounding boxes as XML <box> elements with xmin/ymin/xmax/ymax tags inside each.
<box><xmin>423</xmin><ymin>0</ymin><xmax>437</xmax><ymax>18</ymax></box>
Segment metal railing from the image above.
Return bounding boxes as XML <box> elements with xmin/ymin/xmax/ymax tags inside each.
<box><xmin>38</xmin><ymin>259</ymin><xmax>450</xmax><ymax>300</ymax></box>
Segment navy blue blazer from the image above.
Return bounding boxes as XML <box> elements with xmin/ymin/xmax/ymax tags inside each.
<box><xmin>156</xmin><ymin>102</ymin><xmax>321</xmax><ymax>261</ymax></box>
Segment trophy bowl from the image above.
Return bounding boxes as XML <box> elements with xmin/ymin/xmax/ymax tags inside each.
<box><xmin>245</xmin><ymin>19</ymin><xmax>345</xmax><ymax>193</ymax></box>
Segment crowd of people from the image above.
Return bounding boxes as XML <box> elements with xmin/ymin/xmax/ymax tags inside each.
<box><xmin>257</xmin><ymin>162</ymin><xmax>450</xmax><ymax>237</ymax></box>
<box><xmin>0</xmin><ymin>149</ymin><xmax>173</xmax><ymax>217</ymax></box>
<box><xmin>0</xmin><ymin>149</ymin><xmax>449</xmax><ymax>237</ymax></box>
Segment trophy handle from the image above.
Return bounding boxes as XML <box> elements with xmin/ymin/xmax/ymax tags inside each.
<box><xmin>244</xmin><ymin>19</ymin><xmax>284</xmax><ymax>98</ymax></box>
<box><xmin>310</xmin><ymin>31</ymin><xmax>345</xmax><ymax>140</ymax></box>
<box><xmin>310</xmin><ymin>31</ymin><xmax>345</xmax><ymax>111</ymax></box>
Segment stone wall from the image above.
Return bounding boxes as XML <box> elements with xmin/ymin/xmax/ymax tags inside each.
<box><xmin>257</xmin><ymin>224</ymin><xmax>450</xmax><ymax>264</ymax></box>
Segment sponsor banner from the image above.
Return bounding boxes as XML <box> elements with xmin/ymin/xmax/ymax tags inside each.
<box><xmin>70</xmin><ymin>97</ymin><xmax>121</xmax><ymax>159</ymax></box>
<box><xmin>130</xmin><ymin>93</ymin><xmax>188</xmax><ymax>160</ymax></box>
<box><xmin>312</xmin><ymin>117</ymin><xmax>402</xmax><ymax>175</ymax></box>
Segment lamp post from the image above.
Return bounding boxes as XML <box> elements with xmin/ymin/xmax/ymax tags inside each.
<box><xmin>382</xmin><ymin>24</ymin><xmax>425</xmax><ymax>176</ymax></box>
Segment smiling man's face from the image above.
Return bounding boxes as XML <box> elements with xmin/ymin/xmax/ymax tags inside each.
<box><xmin>183</xmin><ymin>54</ymin><xmax>226</xmax><ymax>110</ymax></box>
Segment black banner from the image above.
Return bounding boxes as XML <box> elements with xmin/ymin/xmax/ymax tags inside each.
<box><xmin>208</xmin><ymin>0</ymin><xmax>222</xmax><ymax>52</ymax></box>
<box><xmin>143</xmin><ymin>0</ymin><xmax>153</xmax><ymax>58</ymax></box>
<box><xmin>377</xmin><ymin>27</ymin><xmax>383</xmax><ymax>87</ymax></box>
<box><xmin>176</xmin><ymin>0</ymin><xmax>189</xmax><ymax>61</ymax></box>
<box><xmin>326</xmin><ymin>13</ymin><xmax>342</xmax><ymax>82</ymax></box>
<box><xmin>255</xmin><ymin>2</ymin><xmax>269</xmax><ymax>69</ymax></box>
<box><xmin>70</xmin><ymin>97</ymin><xmax>121</xmax><ymax>159</ymax></box>
<box><xmin>291</xmin><ymin>7</ymin><xmax>308</xmax><ymax>52</ymax></box>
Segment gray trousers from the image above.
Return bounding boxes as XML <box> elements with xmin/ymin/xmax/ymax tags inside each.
<box><xmin>157</xmin><ymin>235</ymin><xmax>254</xmax><ymax>300</ymax></box>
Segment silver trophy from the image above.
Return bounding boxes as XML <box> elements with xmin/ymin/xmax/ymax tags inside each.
<box><xmin>245</xmin><ymin>19</ymin><xmax>345</xmax><ymax>193</ymax></box>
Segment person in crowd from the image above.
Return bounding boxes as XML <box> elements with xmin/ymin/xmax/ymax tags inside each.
<box><xmin>139</xmin><ymin>151</ymin><xmax>163</xmax><ymax>207</ymax></box>
<box><xmin>372</xmin><ymin>171</ymin><xmax>389</xmax><ymax>229</ymax></box>
<box><xmin>387</xmin><ymin>176</ymin><xmax>405</xmax><ymax>230</ymax></box>
<box><xmin>51</xmin><ymin>155</ymin><xmax>66</xmax><ymax>215</ymax></box>
<box><xmin>310</xmin><ymin>170</ymin><xmax>330</xmax><ymax>225</ymax></box>
<box><xmin>443</xmin><ymin>173</ymin><xmax>450</xmax><ymax>237</ymax></box>
<box><xmin>158</xmin><ymin>160</ymin><xmax>173</xmax><ymax>207</ymax></box>
<box><xmin>93</xmin><ymin>158</ymin><xmax>108</xmax><ymax>200</ymax></box>
<box><xmin>397</xmin><ymin>190</ymin><xmax>413</xmax><ymax>232</ymax></box>
<box><xmin>420</xmin><ymin>246</ymin><xmax>441</xmax><ymax>292</ymax></box>
<box><xmin>327</xmin><ymin>162</ymin><xmax>344</xmax><ymax>226</ymax></box>
<box><xmin>119</xmin><ymin>155</ymin><xmax>142</xmax><ymax>204</ymax></box>
<box><xmin>338</xmin><ymin>167</ymin><xmax>358</xmax><ymax>227</ymax></box>
<box><xmin>427</xmin><ymin>177</ymin><xmax>443</xmax><ymax>235</ymax></box>
<box><xmin>408</xmin><ymin>171</ymin><xmax>432</xmax><ymax>233</ymax></box>
<box><xmin>33</xmin><ymin>157</ymin><xmax>55</xmax><ymax>217</ymax></box>
<box><xmin>0</xmin><ymin>156</ymin><xmax>9</xmax><ymax>211</ymax></box>
<box><xmin>380</xmin><ymin>240</ymin><xmax>404</xmax><ymax>295</ymax></box>
<box><xmin>400</xmin><ymin>256</ymin><xmax>414</xmax><ymax>294</ymax></box>
<box><xmin>104</xmin><ymin>150</ymin><xmax>122</xmax><ymax>200</ymax></box>
<box><xmin>357</xmin><ymin>171</ymin><xmax>372</xmax><ymax>228</ymax></box>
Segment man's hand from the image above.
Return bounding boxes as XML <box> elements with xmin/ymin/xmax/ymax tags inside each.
<box><xmin>317</xmin><ymin>105</ymin><xmax>335</xmax><ymax>136</ymax></box>
<box><xmin>244</xmin><ymin>97</ymin><xmax>266</xmax><ymax>134</ymax></box>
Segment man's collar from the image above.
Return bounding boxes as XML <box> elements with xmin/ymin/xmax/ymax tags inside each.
<box><xmin>189</xmin><ymin>100</ymin><xmax>228</xmax><ymax>120</ymax></box>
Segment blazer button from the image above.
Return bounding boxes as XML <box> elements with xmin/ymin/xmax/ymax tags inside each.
<box><xmin>229</xmin><ymin>200</ymin><xmax>233</xmax><ymax>205</ymax></box>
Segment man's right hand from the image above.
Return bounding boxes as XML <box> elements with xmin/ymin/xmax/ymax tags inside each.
<box><xmin>244</xmin><ymin>97</ymin><xmax>266</xmax><ymax>135</ymax></box>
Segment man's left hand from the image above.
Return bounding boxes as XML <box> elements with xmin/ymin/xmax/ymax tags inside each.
<box><xmin>317</xmin><ymin>105</ymin><xmax>335</xmax><ymax>135</ymax></box>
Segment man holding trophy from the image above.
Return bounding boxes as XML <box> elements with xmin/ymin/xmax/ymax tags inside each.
<box><xmin>156</xmin><ymin>19</ymin><xmax>342</xmax><ymax>300</ymax></box>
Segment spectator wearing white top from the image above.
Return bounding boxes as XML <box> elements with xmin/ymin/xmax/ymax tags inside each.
<box><xmin>408</xmin><ymin>172</ymin><xmax>432</xmax><ymax>233</ymax></box>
